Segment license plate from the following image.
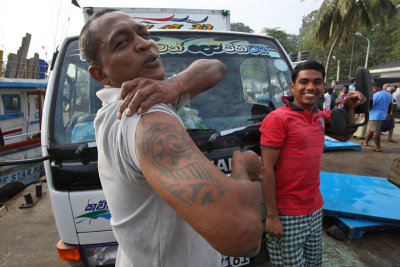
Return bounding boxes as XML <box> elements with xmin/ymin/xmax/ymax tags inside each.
<box><xmin>221</xmin><ymin>255</ymin><xmax>250</xmax><ymax>267</ymax></box>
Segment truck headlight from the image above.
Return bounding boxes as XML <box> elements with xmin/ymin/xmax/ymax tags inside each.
<box><xmin>82</xmin><ymin>244</ymin><xmax>118</xmax><ymax>266</ymax></box>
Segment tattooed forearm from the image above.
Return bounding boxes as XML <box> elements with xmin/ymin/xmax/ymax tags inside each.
<box><xmin>156</xmin><ymin>177</ymin><xmax>230</xmax><ymax>206</ymax></box>
<box><xmin>138</xmin><ymin>119</ymin><xmax>230</xmax><ymax>206</ymax></box>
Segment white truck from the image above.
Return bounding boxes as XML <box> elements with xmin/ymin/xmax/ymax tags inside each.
<box><xmin>41</xmin><ymin>7</ymin><xmax>294</xmax><ymax>267</ymax></box>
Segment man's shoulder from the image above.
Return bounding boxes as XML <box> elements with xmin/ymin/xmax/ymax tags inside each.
<box><xmin>270</xmin><ymin>106</ymin><xmax>290</xmax><ymax>116</ymax></box>
<box><xmin>376</xmin><ymin>91</ymin><xmax>393</xmax><ymax>101</ymax></box>
<box><xmin>142</xmin><ymin>103</ymin><xmax>177</xmax><ymax>115</ymax></box>
<box><xmin>385</xmin><ymin>91</ymin><xmax>393</xmax><ymax>98</ymax></box>
<box><xmin>261</xmin><ymin>106</ymin><xmax>290</xmax><ymax>125</ymax></box>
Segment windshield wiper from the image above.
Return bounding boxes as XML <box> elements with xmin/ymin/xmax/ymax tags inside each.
<box><xmin>74</xmin><ymin>142</ymin><xmax>97</xmax><ymax>164</ymax></box>
<box><xmin>209</xmin><ymin>123</ymin><xmax>261</xmax><ymax>142</ymax></box>
<box><xmin>75</xmin><ymin>141</ymin><xmax>97</xmax><ymax>156</ymax></box>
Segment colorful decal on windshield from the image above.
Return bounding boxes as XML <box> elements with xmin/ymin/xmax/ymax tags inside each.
<box><xmin>157</xmin><ymin>39</ymin><xmax>272</xmax><ymax>56</ymax></box>
<box><xmin>134</xmin><ymin>15</ymin><xmax>213</xmax><ymax>30</ymax></box>
<box><xmin>75</xmin><ymin>200</ymin><xmax>111</xmax><ymax>224</ymax></box>
<box><xmin>134</xmin><ymin>15</ymin><xmax>209</xmax><ymax>24</ymax></box>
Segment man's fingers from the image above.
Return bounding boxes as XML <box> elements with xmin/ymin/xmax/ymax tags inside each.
<box><xmin>120</xmin><ymin>80</ymin><xmax>139</xmax><ymax>99</ymax></box>
<box><xmin>120</xmin><ymin>86</ymin><xmax>158</xmax><ymax>117</ymax></box>
<box><xmin>132</xmin><ymin>89</ymin><xmax>160</xmax><ymax>114</ymax></box>
<box><xmin>117</xmin><ymin>90</ymin><xmax>137</xmax><ymax>118</ymax></box>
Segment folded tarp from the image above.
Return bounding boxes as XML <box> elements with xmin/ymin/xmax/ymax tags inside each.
<box><xmin>324</xmin><ymin>136</ymin><xmax>362</xmax><ymax>151</ymax></box>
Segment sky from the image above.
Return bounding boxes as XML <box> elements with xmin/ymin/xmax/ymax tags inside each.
<box><xmin>0</xmin><ymin>0</ymin><xmax>323</xmax><ymax>63</ymax></box>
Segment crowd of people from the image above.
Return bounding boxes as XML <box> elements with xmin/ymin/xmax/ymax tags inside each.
<box><xmin>320</xmin><ymin>80</ymin><xmax>399</xmax><ymax>152</ymax></box>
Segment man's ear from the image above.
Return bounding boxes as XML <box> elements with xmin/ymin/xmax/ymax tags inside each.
<box><xmin>89</xmin><ymin>65</ymin><xmax>110</xmax><ymax>86</ymax></box>
<box><xmin>290</xmin><ymin>82</ymin><xmax>295</xmax><ymax>93</ymax></box>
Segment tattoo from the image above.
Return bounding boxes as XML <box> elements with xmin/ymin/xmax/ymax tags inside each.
<box><xmin>138</xmin><ymin>119</ymin><xmax>230</xmax><ymax>206</ymax></box>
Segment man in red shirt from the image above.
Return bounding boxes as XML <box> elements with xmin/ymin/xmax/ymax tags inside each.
<box><xmin>260</xmin><ymin>60</ymin><xmax>365</xmax><ymax>266</ymax></box>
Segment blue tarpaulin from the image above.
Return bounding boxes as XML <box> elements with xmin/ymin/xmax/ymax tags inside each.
<box><xmin>320</xmin><ymin>172</ymin><xmax>400</xmax><ymax>224</ymax></box>
<box><xmin>323</xmin><ymin>140</ymin><xmax>362</xmax><ymax>151</ymax></box>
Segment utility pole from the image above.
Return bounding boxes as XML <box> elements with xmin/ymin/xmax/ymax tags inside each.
<box><xmin>349</xmin><ymin>37</ymin><xmax>354</xmax><ymax>79</ymax></box>
<box><xmin>355</xmin><ymin>32</ymin><xmax>371</xmax><ymax>69</ymax></box>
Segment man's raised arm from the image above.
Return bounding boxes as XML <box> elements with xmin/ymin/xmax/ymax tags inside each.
<box><xmin>135</xmin><ymin>111</ymin><xmax>262</xmax><ymax>257</ymax></box>
<box><xmin>118</xmin><ymin>59</ymin><xmax>226</xmax><ymax>118</ymax></box>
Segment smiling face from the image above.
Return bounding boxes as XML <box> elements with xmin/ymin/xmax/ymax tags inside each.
<box><xmin>290</xmin><ymin>69</ymin><xmax>325</xmax><ymax>112</ymax></box>
<box><xmin>88</xmin><ymin>11</ymin><xmax>164</xmax><ymax>87</ymax></box>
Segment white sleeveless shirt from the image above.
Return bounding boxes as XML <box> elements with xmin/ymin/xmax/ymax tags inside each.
<box><xmin>94</xmin><ymin>88</ymin><xmax>220</xmax><ymax>267</ymax></box>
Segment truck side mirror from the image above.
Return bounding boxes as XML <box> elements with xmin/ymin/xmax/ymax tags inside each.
<box><xmin>329</xmin><ymin>68</ymin><xmax>371</xmax><ymax>135</ymax></box>
<box><xmin>354</xmin><ymin>67</ymin><xmax>371</xmax><ymax>116</ymax></box>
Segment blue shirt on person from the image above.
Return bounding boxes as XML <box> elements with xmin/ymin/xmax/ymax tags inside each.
<box><xmin>369</xmin><ymin>90</ymin><xmax>393</xmax><ymax>120</ymax></box>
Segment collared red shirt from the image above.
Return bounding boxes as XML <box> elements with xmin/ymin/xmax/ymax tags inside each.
<box><xmin>260</xmin><ymin>95</ymin><xmax>330</xmax><ymax>215</ymax></box>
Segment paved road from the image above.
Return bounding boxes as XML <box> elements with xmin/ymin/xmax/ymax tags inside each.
<box><xmin>0</xmin><ymin>124</ymin><xmax>399</xmax><ymax>267</ymax></box>
<box><xmin>0</xmin><ymin>180</ymin><xmax>70</xmax><ymax>267</ymax></box>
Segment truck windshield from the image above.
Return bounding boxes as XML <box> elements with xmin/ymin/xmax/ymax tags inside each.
<box><xmin>51</xmin><ymin>31</ymin><xmax>292</xmax><ymax>145</ymax></box>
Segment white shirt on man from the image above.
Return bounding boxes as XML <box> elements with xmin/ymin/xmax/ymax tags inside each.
<box><xmin>94</xmin><ymin>88</ymin><xmax>220</xmax><ymax>267</ymax></box>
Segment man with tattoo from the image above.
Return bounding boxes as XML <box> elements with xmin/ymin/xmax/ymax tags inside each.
<box><xmin>79</xmin><ymin>9</ymin><xmax>263</xmax><ymax>267</ymax></box>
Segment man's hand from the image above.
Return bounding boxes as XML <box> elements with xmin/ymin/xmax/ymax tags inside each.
<box><xmin>343</xmin><ymin>91</ymin><xmax>367</xmax><ymax>108</ymax></box>
<box><xmin>266</xmin><ymin>215</ymin><xmax>283</xmax><ymax>237</ymax></box>
<box><xmin>117</xmin><ymin>78</ymin><xmax>179</xmax><ymax>119</ymax></box>
<box><xmin>231</xmin><ymin>150</ymin><xmax>263</xmax><ymax>182</ymax></box>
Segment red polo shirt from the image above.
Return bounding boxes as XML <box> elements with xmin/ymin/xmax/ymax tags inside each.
<box><xmin>260</xmin><ymin>95</ymin><xmax>330</xmax><ymax>215</ymax></box>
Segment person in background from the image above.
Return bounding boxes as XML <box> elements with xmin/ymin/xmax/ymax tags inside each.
<box><xmin>257</xmin><ymin>86</ymin><xmax>278</xmax><ymax>108</ymax></box>
<box><xmin>393</xmin><ymin>86</ymin><xmax>400</xmax><ymax>123</ymax></box>
<box><xmin>256</xmin><ymin>88</ymin><xmax>270</xmax><ymax>103</ymax></box>
<box><xmin>335</xmin><ymin>84</ymin><xmax>349</xmax><ymax>109</ymax></box>
<box><xmin>393</xmin><ymin>86</ymin><xmax>400</xmax><ymax>104</ymax></box>
<box><xmin>349</xmin><ymin>79</ymin><xmax>356</xmax><ymax>91</ymax></box>
<box><xmin>362</xmin><ymin>84</ymin><xmax>393</xmax><ymax>152</ymax></box>
<box><xmin>383</xmin><ymin>84</ymin><xmax>389</xmax><ymax>92</ymax></box>
<box><xmin>80</xmin><ymin>9</ymin><xmax>263</xmax><ymax>267</ymax></box>
<box><xmin>260</xmin><ymin>60</ymin><xmax>365</xmax><ymax>266</ymax></box>
<box><xmin>381</xmin><ymin>86</ymin><xmax>397</xmax><ymax>143</ymax></box>
<box><xmin>323</xmin><ymin>87</ymin><xmax>333</xmax><ymax>110</ymax></box>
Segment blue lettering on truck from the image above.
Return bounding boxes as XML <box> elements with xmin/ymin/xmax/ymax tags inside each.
<box><xmin>75</xmin><ymin>200</ymin><xmax>111</xmax><ymax>224</ymax></box>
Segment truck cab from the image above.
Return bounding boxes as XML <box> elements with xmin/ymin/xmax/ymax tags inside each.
<box><xmin>42</xmin><ymin>15</ymin><xmax>294</xmax><ymax>266</ymax></box>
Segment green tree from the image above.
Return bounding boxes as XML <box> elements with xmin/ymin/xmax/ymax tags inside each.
<box><xmin>231</xmin><ymin>22</ymin><xmax>254</xmax><ymax>33</ymax></box>
<box><xmin>392</xmin><ymin>0</ymin><xmax>400</xmax><ymax>58</ymax></box>
<box><xmin>298</xmin><ymin>10</ymin><xmax>318</xmax><ymax>44</ymax></box>
<box><xmin>313</xmin><ymin>0</ymin><xmax>397</xmax><ymax>83</ymax></box>
<box><xmin>299</xmin><ymin>11</ymin><xmax>328</xmax><ymax>66</ymax></box>
<box><xmin>261</xmin><ymin>27</ymin><xmax>299</xmax><ymax>53</ymax></box>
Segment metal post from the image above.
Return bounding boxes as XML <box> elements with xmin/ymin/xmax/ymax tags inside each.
<box><xmin>355</xmin><ymin>32</ymin><xmax>370</xmax><ymax>69</ymax></box>
<box><xmin>349</xmin><ymin>37</ymin><xmax>354</xmax><ymax>78</ymax></box>
<box><xmin>35</xmin><ymin>183</ymin><xmax>42</xmax><ymax>197</ymax></box>
<box><xmin>365</xmin><ymin>37</ymin><xmax>370</xmax><ymax>68</ymax></box>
